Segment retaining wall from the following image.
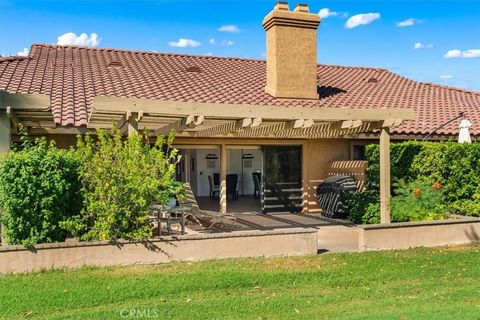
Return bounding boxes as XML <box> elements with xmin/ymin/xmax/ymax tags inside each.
<box><xmin>359</xmin><ymin>217</ymin><xmax>480</xmax><ymax>251</ymax></box>
<box><xmin>0</xmin><ymin>228</ymin><xmax>318</xmax><ymax>274</ymax></box>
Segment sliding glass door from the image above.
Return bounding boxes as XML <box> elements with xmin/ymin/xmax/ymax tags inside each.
<box><xmin>262</xmin><ymin>146</ymin><xmax>302</xmax><ymax>213</ymax></box>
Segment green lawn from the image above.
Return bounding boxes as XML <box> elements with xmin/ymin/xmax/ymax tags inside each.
<box><xmin>0</xmin><ymin>245</ymin><xmax>479</xmax><ymax>320</ymax></box>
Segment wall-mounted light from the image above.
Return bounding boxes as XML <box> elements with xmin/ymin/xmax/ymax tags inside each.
<box><xmin>205</xmin><ymin>154</ymin><xmax>218</xmax><ymax>160</ymax></box>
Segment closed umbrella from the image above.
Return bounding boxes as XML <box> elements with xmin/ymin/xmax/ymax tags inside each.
<box><xmin>458</xmin><ymin>119</ymin><xmax>472</xmax><ymax>143</ymax></box>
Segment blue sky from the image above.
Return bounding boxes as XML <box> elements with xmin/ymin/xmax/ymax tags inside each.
<box><xmin>1</xmin><ymin>0</ymin><xmax>479</xmax><ymax>90</ymax></box>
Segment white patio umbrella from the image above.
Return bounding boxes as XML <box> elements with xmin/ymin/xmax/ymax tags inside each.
<box><xmin>458</xmin><ymin>118</ymin><xmax>472</xmax><ymax>143</ymax></box>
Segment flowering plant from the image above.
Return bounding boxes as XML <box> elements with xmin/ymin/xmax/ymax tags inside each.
<box><xmin>391</xmin><ymin>177</ymin><xmax>447</xmax><ymax>222</ymax></box>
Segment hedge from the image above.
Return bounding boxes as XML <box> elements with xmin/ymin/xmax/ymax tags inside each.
<box><xmin>0</xmin><ymin>138</ymin><xmax>82</xmax><ymax>246</ymax></box>
<box><xmin>347</xmin><ymin>141</ymin><xmax>480</xmax><ymax>223</ymax></box>
<box><xmin>0</xmin><ymin>130</ymin><xmax>183</xmax><ymax>247</ymax></box>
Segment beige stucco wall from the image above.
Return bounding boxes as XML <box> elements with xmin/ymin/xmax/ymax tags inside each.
<box><xmin>359</xmin><ymin>218</ymin><xmax>480</xmax><ymax>251</ymax></box>
<box><xmin>305</xmin><ymin>139</ymin><xmax>351</xmax><ymax>212</ymax></box>
<box><xmin>0</xmin><ymin>229</ymin><xmax>318</xmax><ymax>274</ymax></box>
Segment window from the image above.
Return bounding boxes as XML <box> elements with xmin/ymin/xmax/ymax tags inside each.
<box><xmin>352</xmin><ymin>144</ymin><xmax>366</xmax><ymax>160</ymax></box>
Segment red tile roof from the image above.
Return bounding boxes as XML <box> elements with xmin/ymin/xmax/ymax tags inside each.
<box><xmin>0</xmin><ymin>44</ymin><xmax>479</xmax><ymax>136</ymax></box>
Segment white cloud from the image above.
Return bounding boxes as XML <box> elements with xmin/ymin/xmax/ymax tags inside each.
<box><xmin>168</xmin><ymin>38</ymin><xmax>201</xmax><ymax>48</ymax></box>
<box><xmin>218</xmin><ymin>25</ymin><xmax>241</xmax><ymax>33</ymax></box>
<box><xmin>57</xmin><ymin>32</ymin><xmax>100</xmax><ymax>47</ymax></box>
<box><xmin>203</xmin><ymin>52</ymin><xmax>213</xmax><ymax>56</ymax></box>
<box><xmin>440</xmin><ymin>75</ymin><xmax>454</xmax><ymax>79</ymax></box>
<box><xmin>413</xmin><ymin>42</ymin><xmax>433</xmax><ymax>49</ymax></box>
<box><xmin>222</xmin><ymin>40</ymin><xmax>234</xmax><ymax>46</ymax></box>
<box><xmin>209</xmin><ymin>39</ymin><xmax>234</xmax><ymax>46</ymax></box>
<box><xmin>345</xmin><ymin>13</ymin><xmax>380</xmax><ymax>29</ymax></box>
<box><xmin>397</xmin><ymin>18</ymin><xmax>421</xmax><ymax>27</ymax></box>
<box><xmin>445</xmin><ymin>49</ymin><xmax>480</xmax><ymax>58</ymax></box>
<box><xmin>318</xmin><ymin>8</ymin><xmax>338</xmax><ymax>19</ymax></box>
<box><xmin>17</xmin><ymin>47</ymin><xmax>29</xmax><ymax>56</ymax></box>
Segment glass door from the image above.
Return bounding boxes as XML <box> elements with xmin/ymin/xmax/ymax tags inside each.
<box><xmin>262</xmin><ymin>146</ymin><xmax>302</xmax><ymax>213</ymax></box>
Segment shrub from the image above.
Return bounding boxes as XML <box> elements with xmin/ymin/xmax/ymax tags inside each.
<box><xmin>348</xmin><ymin>141</ymin><xmax>480</xmax><ymax>224</ymax></box>
<box><xmin>365</xmin><ymin>141</ymin><xmax>424</xmax><ymax>191</ymax></box>
<box><xmin>0</xmin><ymin>137</ymin><xmax>81</xmax><ymax>246</ymax></box>
<box><xmin>451</xmin><ymin>194</ymin><xmax>480</xmax><ymax>217</ymax></box>
<box><xmin>391</xmin><ymin>177</ymin><xmax>447</xmax><ymax>222</ymax></box>
<box><xmin>62</xmin><ymin>128</ymin><xmax>182</xmax><ymax>241</ymax></box>
<box><xmin>347</xmin><ymin>190</ymin><xmax>379</xmax><ymax>224</ymax></box>
<box><xmin>411</xmin><ymin>143</ymin><xmax>480</xmax><ymax>215</ymax></box>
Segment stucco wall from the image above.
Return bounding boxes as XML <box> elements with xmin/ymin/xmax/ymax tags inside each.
<box><xmin>0</xmin><ymin>228</ymin><xmax>318</xmax><ymax>274</ymax></box>
<box><xmin>359</xmin><ymin>218</ymin><xmax>480</xmax><ymax>251</ymax></box>
<box><xmin>305</xmin><ymin>139</ymin><xmax>351</xmax><ymax>212</ymax></box>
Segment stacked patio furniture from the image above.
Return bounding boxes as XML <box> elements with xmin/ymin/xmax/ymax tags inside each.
<box><xmin>316</xmin><ymin>175</ymin><xmax>357</xmax><ymax>219</ymax></box>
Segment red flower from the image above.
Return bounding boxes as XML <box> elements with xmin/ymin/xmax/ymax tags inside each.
<box><xmin>412</xmin><ymin>187</ymin><xmax>422</xmax><ymax>197</ymax></box>
<box><xmin>432</xmin><ymin>181</ymin><xmax>441</xmax><ymax>190</ymax></box>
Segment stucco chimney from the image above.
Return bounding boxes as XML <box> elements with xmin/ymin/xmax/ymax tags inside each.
<box><xmin>263</xmin><ymin>2</ymin><xmax>321</xmax><ymax>99</ymax></box>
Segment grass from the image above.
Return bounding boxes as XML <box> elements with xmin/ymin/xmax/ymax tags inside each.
<box><xmin>0</xmin><ymin>245</ymin><xmax>479</xmax><ymax>320</ymax></box>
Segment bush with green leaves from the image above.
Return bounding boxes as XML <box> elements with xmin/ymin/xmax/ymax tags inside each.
<box><xmin>346</xmin><ymin>190</ymin><xmax>379</xmax><ymax>224</ymax></box>
<box><xmin>410</xmin><ymin>142</ymin><xmax>480</xmax><ymax>215</ymax></box>
<box><xmin>0</xmin><ymin>137</ymin><xmax>82</xmax><ymax>247</ymax></box>
<box><xmin>391</xmin><ymin>178</ymin><xmax>446</xmax><ymax>222</ymax></box>
<box><xmin>61</xmin><ymin>129</ymin><xmax>182</xmax><ymax>241</ymax></box>
<box><xmin>348</xmin><ymin>141</ymin><xmax>480</xmax><ymax>224</ymax></box>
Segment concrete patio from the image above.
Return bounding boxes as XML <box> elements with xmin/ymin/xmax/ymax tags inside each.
<box><xmin>187</xmin><ymin>211</ymin><xmax>361</xmax><ymax>253</ymax></box>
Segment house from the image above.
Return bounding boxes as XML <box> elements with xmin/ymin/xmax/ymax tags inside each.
<box><xmin>0</xmin><ymin>3</ymin><xmax>478</xmax><ymax>223</ymax></box>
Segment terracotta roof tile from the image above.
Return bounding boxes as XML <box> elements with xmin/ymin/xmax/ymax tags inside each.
<box><xmin>0</xmin><ymin>43</ymin><xmax>479</xmax><ymax>136</ymax></box>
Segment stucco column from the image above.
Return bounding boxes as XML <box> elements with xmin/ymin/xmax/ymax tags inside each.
<box><xmin>0</xmin><ymin>109</ymin><xmax>11</xmax><ymax>245</ymax></box>
<box><xmin>219</xmin><ymin>144</ymin><xmax>227</xmax><ymax>213</ymax></box>
<box><xmin>379</xmin><ymin>128</ymin><xmax>391</xmax><ymax>223</ymax></box>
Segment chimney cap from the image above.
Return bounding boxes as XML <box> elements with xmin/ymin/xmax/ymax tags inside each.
<box><xmin>274</xmin><ymin>1</ymin><xmax>289</xmax><ymax>11</ymax></box>
<box><xmin>294</xmin><ymin>4</ymin><xmax>309</xmax><ymax>13</ymax></box>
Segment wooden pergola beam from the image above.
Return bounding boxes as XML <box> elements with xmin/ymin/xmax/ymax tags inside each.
<box><xmin>118</xmin><ymin>110</ymin><xmax>132</xmax><ymax>133</ymax></box>
<box><xmin>92</xmin><ymin>96</ymin><xmax>416</xmax><ymax>123</ymax></box>
<box><xmin>370</xmin><ymin>118</ymin><xmax>403</xmax><ymax>129</ymax></box>
<box><xmin>6</xmin><ymin>106</ymin><xmax>24</xmax><ymax>129</ymax></box>
<box><xmin>330</xmin><ymin>120</ymin><xmax>363</xmax><ymax>130</ymax></box>
<box><xmin>235</xmin><ymin>118</ymin><xmax>253</xmax><ymax>129</ymax></box>
<box><xmin>154</xmin><ymin>115</ymin><xmax>205</xmax><ymax>136</ymax></box>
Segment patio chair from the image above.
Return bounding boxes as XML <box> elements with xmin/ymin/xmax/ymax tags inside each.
<box><xmin>252</xmin><ymin>173</ymin><xmax>261</xmax><ymax>199</ymax></box>
<box><xmin>213</xmin><ymin>173</ymin><xmax>220</xmax><ymax>186</ymax></box>
<box><xmin>180</xmin><ymin>183</ymin><xmax>237</xmax><ymax>229</ymax></box>
<box><xmin>226</xmin><ymin>174</ymin><xmax>238</xmax><ymax>200</ymax></box>
<box><xmin>208</xmin><ymin>175</ymin><xmax>220</xmax><ymax>199</ymax></box>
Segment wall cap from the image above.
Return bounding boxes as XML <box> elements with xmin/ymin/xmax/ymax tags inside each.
<box><xmin>0</xmin><ymin>227</ymin><xmax>318</xmax><ymax>253</ymax></box>
<box><xmin>358</xmin><ymin>217</ymin><xmax>480</xmax><ymax>230</ymax></box>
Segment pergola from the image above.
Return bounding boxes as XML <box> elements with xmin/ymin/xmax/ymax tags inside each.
<box><xmin>0</xmin><ymin>91</ymin><xmax>416</xmax><ymax>223</ymax></box>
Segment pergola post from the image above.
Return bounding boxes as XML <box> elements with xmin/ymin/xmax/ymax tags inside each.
<box><xmin>219</xmin><ymin>144</ymin><xmax>227</xmax><ymax>213</ymax></box>
<box><xmin>301</xmin><ymin>142</ymin><xmax>308</xmax><ymax>214</ymax></box>
<box><xmin>379</xmin><ymin>128</ymin><xmax>391</xmax><ymax>223</ymax></box>
<box><xmin>127</xmin><ymin>112</ymin><xmax>138</xmax><ymax>136</ymax></box>
<box><xmin>0</xmin><ymin>109</ymin><xmax>11</xmax><ymax>245</ymax></box>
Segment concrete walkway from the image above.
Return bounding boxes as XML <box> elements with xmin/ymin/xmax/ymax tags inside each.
<box><xmin>189</xmin><ymin>212</ymin><xmax>361</xmax><ymax>253</ymax></box>
<box><xmin>316</xmin><ymin>225</ymin><xmax>360</xmax><ymax>253</ymax></box>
